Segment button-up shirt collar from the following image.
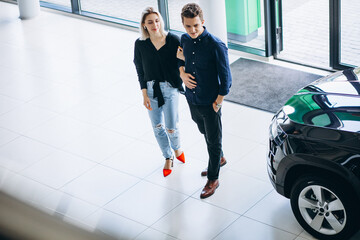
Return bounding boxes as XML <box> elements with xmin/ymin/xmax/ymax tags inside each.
<box><xmin>191</xmin><ymin>27</ymin><xmax>209</xmax><ymax>44</ymax></box>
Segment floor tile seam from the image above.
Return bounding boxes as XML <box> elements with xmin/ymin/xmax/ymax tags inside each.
<box><xmin>222</xmin><ymin>139</ymin><xmax>262</xmax><ymax>161</ymax></box>
<box><xmin>41</xmin><ymin>187</ymin><xmax>105</xmax><ymax>214</ymax></box>
<box><xmin>36</xmin><ymin>164</ymin><xmax>97</xmax><ymax>190</ymax></box>
<box><xmin>0</xmin><ymin>41</ymin><xmax>19</xmax><ymax>51</ymax></box>
<box><xmin>141</xmin><ymin>177</ymin><xmax>202</xmax><ymax>197</ymax></box>
<box><xmin>98</xmin><ymin>160</ymin><xmax>161</xmax><ymax>181</ymax></box>
<box><xmin>101</xmin><ymin>203</ymin><xmax>158</xmax><ymax>228</ymax></box>
<box><xmin>184</xmin><ymin>156</ymin><xmax>208</xmax><ymax>165</ymax></box>
<box><xmin>57</xmin><ymin>172</ymin><xmax>142</xmax><ymax>210</ymax></box>
<box><xmin>224</xmin><ymin>167</ymin><xmax>271</xmax><ymax>182</ymax></box>
<box><xmin>133</xmin><ymin>226</ymin><xmax>180</xmax><ymax>240</ymax></box>
<box><xmin>210</xmin><ymin>215</ymin><xmax>243</xmax><ymax>240</ymax></box>
<box><xmin>0</xmin><ymin>134</ymin><xmax>63</xmax><ymax>172</ymax></box>
<box><xmin>88</xmin><ymin>104</ymin><xmax>135</xmax><ymax>128</ymax></box>
<box><xmin>0</xmin><ymin>126</ymin><xmax>21</xmax><ymax>136</ymax></box>
<box><xmin>242</xmin><ymin>188</ymin><xmax>274</xmax><ymax>217</ymax></box>
<box><xmin>131</xmin><ymin>130</ymin><xmax>166</xmax><ymax>144</ymax></box>
<box><xmin>36</xmin><ymin>196</ymin><xmax>101</xmax><ymax>223</ymax></box>
<box><xmin>0</xmin><ymin>166</ymin><xmax>18</xmax><ymax>186</ymax></box>
<box><xmin>187</xmin><ymin>194</ymin><xmax>243</xmax><ymax>217</ymax></box>
<box><xmin>22</xmin><ymin>119</ymin><xmax>140</xmax><ymax>158</ymax></box>
<box><xmin>20</xmin><ymin>161</ymin><xmax>102</xmax><ymax>191</ymax></box>
<box><xmin>9</xmin><ymin>70</ymin><xmax>72</xmax><ymax>87</ymax></box>
<box><xmin>222</xmin><ymin>130</ymin><xmax>268</xmax><ymax>146</ymax></box>
<box><xmin>0</xmin><ymin>132</ymin><xmax>23</xmax><ymax>149</ymax></box>
<box><xmin>133</xmin><ymin>137</ymin><xmax>162</xmax><ymax>148</ymax></box>
<box><xmin>55</xmin><ymin>213</ymin><xmax>107</xmax><ymax>236</ymax></box>
<box><xmin>100</xmin><ymin>177</ymin><xmax>145</xmax><ymax>208</ymax></box>
<box><xmin>0</xmin><ymin>38</ymin><xmax>61</xmax><ymax>58</ymax></box>
<box><xmin>225</xmin><ymin>168</ymin><xmax>271</xmax><ymax>184</ymax></box>
<box><xmin>0</xmin><ymin>85</ymin><xmax>30</xmax><ymax>99</ymax></box>
<box><xmin>132</xmin><ymin>227</ymin><xmax>149</xmax><ymax>240</ymax></box>
<box><xmin>60</xmin><ymin>110</ymin><xmax>121</xmax><ymax>127</ymax></box>
<box><xmin>1</xmin><ymin>170</ymin><xmax>60</xmax><ymax>198</ymax></box>
<box><xmin>91</xmin><ymin>140</ymin><xmax>140</xmax><ymax>164</ymax></box>
<box><xmin>73</xmin><ymin>114</ymin><xmax>139</xmax><ymax>139</ymax></box>
<box><xmin>73</xmin><ymin>54</ymin><xmax>124</xmax><ymax>72</ymax></box>
<box><xmin>226</xmin><ymin>135</ymin><xmax>268</xmax><ymax>146</ymax></box>
<box><xmin>17</xmin><ymin>133</ymin><xmax>105</xmax><ymax>165</ymax></box>
<box><xmin>221</xmin><ymin>105</ymin><xmax>247</xmax><ymax>117</ymax></box>
<box><xmin>0</xmin><ymin>97</ymin><xmax>27</xmax><ymax>117</ymax></box>
<box><xmin>0</xmin><ymin>64</ymin><xmax>20</xmax><ymax>77</ymax></box>
<box><xmin>0</xmin><ymin>164</ymin><xmax>16</xmax><ymax>175</ymax></box>
<box><xmin>0</xmin><ymin>83</ymin><xmax>58</xmax><ymax>103</ymax></box>
<box><xmin>147</xmin><ymin>195</ymin><xmax>193</xmax><ymax>238</ymax></box>
<box><xmin>10</xmin><ymin>99</ymin><xmax>62</xmax><ymax>116</ymax></box>
<box><xmin>240</xmin><ymin>215</ymin><xmax>301</xmax><ymax>237</ymax></box>
<box><xmin>99</xmin><ymin>117</ymin><xmax>154</xmax><ymax>140</ymax></box>
<box><xmin>77</xmin><ymin>94</ymin><xmax>132</xmax><ymax>115</ymax></box>
<box><xmin>53</xmin><ymin>124</ymin><xmax>140</xmax><ymax>162</ymax></box>
<box><xmin>26</xmin><ymin>91</ymin><xmax>97</xmax><ymax>114</ymax></box>
<box><xmin>293</xmin><ymin>231</ymin><xmax>311</xmax><ymax>240</ymax></box>
<box><xmin>13</xmin><ymin>150</ymin><xmax>59</xmax><ymax>174</ymax></box>
<box><xmin>221</xmin><ymin>156</ymin><xmax>264</xmax><ymax>171</ymax></box>
<box><xmin>0</xmin><ymin>44</ymin><xmax>57</xmax><ymax>68</ymax></box>
<box><xmin>85</xmin><ymin>207</ymin><xmax>149</xmax><ymax>233</ymax></box>
<box><xmin>0</xmin><ymin>106</ymin><xmax>61</xmax><ymax>133</ymax></box>
<box><xmin>93</xmin><ymin>130</ymin><xmax>160</xmax><ymax>164</ymax></box>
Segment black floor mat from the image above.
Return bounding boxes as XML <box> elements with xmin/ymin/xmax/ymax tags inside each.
<box><xmin>226</xmin><ymin>58</ymin><xmax>324</xmax><ymax>113</ymax></box>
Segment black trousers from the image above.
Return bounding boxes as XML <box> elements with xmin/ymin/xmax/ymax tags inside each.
<box><xmin>188</xmin><ymin>101</ymin><xmax>223</xmax><ymax>180</ymax></box>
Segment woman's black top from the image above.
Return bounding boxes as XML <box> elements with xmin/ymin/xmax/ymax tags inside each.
<box><xmin>133</xmin><ymin>32</ymin><xmax>184</xmax><ymax>107</ymax></box>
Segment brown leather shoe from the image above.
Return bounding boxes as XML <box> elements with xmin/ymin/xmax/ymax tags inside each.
<box><xmin>201</xmin><ymin>157</ymin><xmax>227</xmax><ymax>177</ymax></box>
<box><xmin>200</xmin><ymin>179</ymin><xmax>219</xmax><ymax>199</ymax></box>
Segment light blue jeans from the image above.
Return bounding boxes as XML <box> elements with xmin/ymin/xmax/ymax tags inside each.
<box><xmin>147</xmin><ymin>81</ymin><xmax>181</xmax><ymax>159</ymax></box>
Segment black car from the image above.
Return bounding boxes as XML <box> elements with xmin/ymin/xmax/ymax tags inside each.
<box><xmin>268</xmin><ymin>67</ymin><xmax>360</xmax><ymax>240</ymax></box>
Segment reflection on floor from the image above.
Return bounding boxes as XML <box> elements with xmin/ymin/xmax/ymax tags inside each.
<box><xmin>0</xmin><ymin>2</ymin><xmax>322</xmax><ymax>240</ymax></box>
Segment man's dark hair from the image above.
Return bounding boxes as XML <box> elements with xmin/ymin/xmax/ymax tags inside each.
<box><xmin>181</xmin><ymin>3</ymin><xmax>203</xmax><ymax>23</ymax></box>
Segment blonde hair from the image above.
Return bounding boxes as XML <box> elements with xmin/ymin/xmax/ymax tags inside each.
<box><xmin>139</xmin><ymin>7</ymin><xmax>167</xmax><ymax>40</ymax></box>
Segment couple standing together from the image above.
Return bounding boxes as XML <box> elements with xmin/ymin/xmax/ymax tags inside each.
<box><xmin>133</xmin><ymin>3</ymin><xmax>232</xmax><ymax>199</ymax></box>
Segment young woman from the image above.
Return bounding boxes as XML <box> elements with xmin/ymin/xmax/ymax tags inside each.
<box><xmin>133</xmin><ymin>7</ymin><xmax>185</xmax><ymax>177</ymax></box>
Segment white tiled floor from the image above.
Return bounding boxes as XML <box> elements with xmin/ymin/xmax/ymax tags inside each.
<box><xmin>0</xmin><ymin>2</ymin><xmax>324</xmax><ymax>240</ymax></box>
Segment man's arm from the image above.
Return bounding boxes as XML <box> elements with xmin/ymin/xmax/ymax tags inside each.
<box><xmin>213</xmin><ymin>42</ymin><xmax>232</xmax><ymax>112</ymax></box>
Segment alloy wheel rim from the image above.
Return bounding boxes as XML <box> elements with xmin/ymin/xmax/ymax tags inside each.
<box><xmin>298</xmin><ymin>184</ymin><xmax>346</xmax><ymax>235</ymax></box>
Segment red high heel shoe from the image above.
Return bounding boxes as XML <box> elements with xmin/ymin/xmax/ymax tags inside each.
<box><xmin>176</xmin><ymin>152</ymin><xmax>185</xmax><ymax>163</ymax></box>
<box><xmin>163</xmin><ymin>158</ymin><xmax>173</xmax><ymax>177</ymax></box>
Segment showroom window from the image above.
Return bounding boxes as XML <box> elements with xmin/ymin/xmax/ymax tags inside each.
<box><xmin>28</xmin><ymin>0</ymin><xmax>359</xmax><ymax>69</ymax></box>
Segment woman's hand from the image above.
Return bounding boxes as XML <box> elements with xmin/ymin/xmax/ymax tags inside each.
<box><xmin>179</xmin><ymin>67</ymin><xmax>196</xmax><ymax>89</ymax></box>
<box><xmin>177</xmin><ymin>46</ymin><xmax>185</xmax><ymax>61</ymax></box>
<box><xmin>143</xmin><ymin>96</ymin><xmax>152</xmax><ymax>110</ymax></box>
<box><xmin>142</xmin><ymin>89</ymin><xmax>152</xmax><ymax>110</ymax></box>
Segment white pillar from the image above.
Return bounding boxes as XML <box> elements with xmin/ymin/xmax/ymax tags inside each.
<box><xmin>198</xmin><ymin>0</ymin><xmax>228</xmax><ymax>46</ymax></box>
<box><xmin>18</xmin><ymin>0</ymin><xmax>40</xmax><ymax>19</ymax></box>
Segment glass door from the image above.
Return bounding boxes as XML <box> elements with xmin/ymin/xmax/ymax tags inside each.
<box><xmin>79</xmin><ymin>0</ymin><xmax>158</xmax><ymax>24</ymax></box>
<box><xmin>339</xmin><ymin>0</ymin><xmax>360</xmax><ymax>67</ymax></box>
<box><xmin>167</xmin><ymin>0</ymin><xmax>267</xmax><ymax>56</ymax></box>
<box><xmin>272</xmin><ymin>0</ymin><xmax>359</xmax><ymax>70</ymax></box>
<box><xmin>275</xmin><ymin>0</ymin><xmax>330</xmax><ymax>69</ymax></box>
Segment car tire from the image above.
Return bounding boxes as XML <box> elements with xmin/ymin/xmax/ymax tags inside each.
<box><xmin>290</xmin><ymin>175</ymin><xmax>358</xmax><ymax>240</ymax></box>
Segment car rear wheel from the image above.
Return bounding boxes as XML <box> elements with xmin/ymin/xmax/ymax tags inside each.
<box><xmin>290</xmin><ymin>175</ymin><xmax>358</xmax><ymax>240</ymax></box>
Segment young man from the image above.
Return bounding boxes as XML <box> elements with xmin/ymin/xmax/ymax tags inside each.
<box><xmin>178</xmin><ymin>3</ymin><xmax>232</xmax><ymax>199</ymax></box>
